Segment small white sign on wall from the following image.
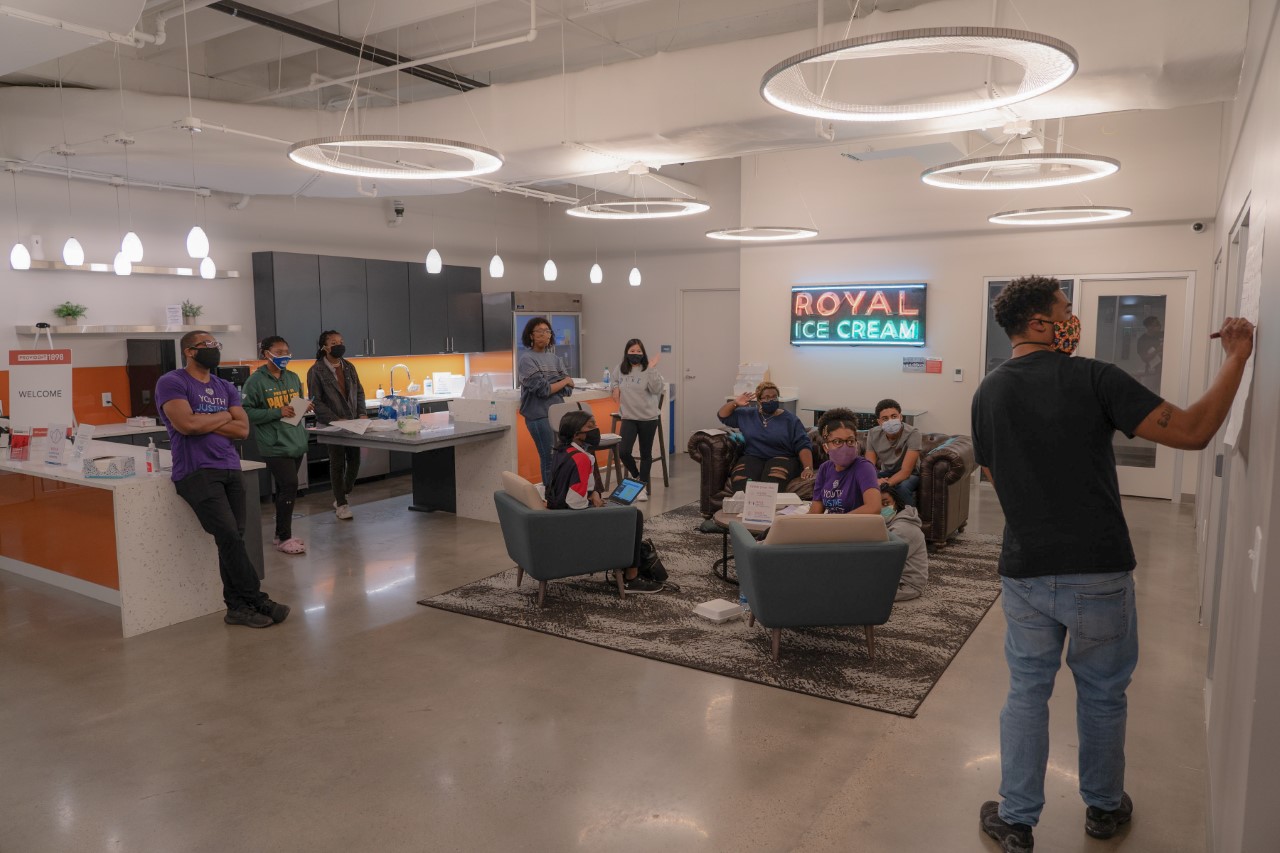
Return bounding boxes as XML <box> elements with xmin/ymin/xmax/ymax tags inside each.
<box><xmin>166</xmin><ymin>304</ymin><xmax>184</xmax><ymax>326</ymax></box>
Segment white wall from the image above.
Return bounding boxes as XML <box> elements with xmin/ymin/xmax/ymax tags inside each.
<box><xmin>1203</xmin><ymin>1</ymin><xmax>1280</xmax><ymax>850</ymax></box>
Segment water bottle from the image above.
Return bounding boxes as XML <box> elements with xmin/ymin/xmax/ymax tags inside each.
<box><xmin>738</xmin><ymin>589</ymin><xmax>750</xmax><ymax>617</ymax></box>
<box><xmin>145</xmin><ymin>438</ymin><xmax>159</xmax><ymax>474</ymax></box>
<box><xmin>489</xmin><ymin>400</ymin><xmax>498</xmax><ymax>423</ymax></box>
<box><xmin>603</xmin><ymin>366</ymin><xmax>611</xmax><ymax>387</ymax></box>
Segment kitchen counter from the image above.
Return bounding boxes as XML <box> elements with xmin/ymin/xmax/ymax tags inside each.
<box><xmin>85</xmin><ymin>422</ymin><xmax>169</xmax><ymax>439</ymax></box>
<box><xmin>364</xmin><ymin>392</ymin><xmax>460</xmax><ymax>412</ymax></box>
<box><xmin>0</xmin><ymin>439</ymin><xmax>265</xmax><ymax>638</ymax></box>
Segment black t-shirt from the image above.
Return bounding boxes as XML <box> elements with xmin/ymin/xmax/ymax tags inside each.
<box><xmin>971</xmin><ymin>351</ymin><xmax>1164</xmax><ymax>578</ymax></box>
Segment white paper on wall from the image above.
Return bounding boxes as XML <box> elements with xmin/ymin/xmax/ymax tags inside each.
<box><xmin>1224</xmin><ymin>200</ymin><xmax>1265</xmax><ymax>447</ymax></box>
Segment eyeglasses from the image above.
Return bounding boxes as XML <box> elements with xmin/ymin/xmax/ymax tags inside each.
<box><xmin>188</xmin><ymin>341</ymin><xmax>222</xmax><ymax>351</ymax></box>
<box><xmin>824</xmin><ymin>438</ymin><xmax>858</xmax><ymax>448</ymax></box>
<box><xmin>532</xmin><ymin>328</ymin><xmax>553</xmax><ymax>336</ymax></box>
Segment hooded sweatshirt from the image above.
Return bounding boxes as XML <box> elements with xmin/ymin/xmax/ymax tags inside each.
<box><xmin>886</xmin><ymin>504</ymin><xmax>928</xmax><ymax>592</ymax></box>
<box><xmin>241</xmin><ymin>364</ymin><xmax>308</xmax><ymax>458</ymax></box>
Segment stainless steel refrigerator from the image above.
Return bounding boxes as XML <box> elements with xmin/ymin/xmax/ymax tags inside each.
<box><xmin>482</xmin><ymin>291</ymin><xmax>583</xmax><ymax>385</ymax></box>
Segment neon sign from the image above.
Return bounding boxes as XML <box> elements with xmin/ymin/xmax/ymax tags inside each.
<box><xmin>790</xmin><ymin>283</ymin><xmax>927</xmax><ymax>346</ymax></box>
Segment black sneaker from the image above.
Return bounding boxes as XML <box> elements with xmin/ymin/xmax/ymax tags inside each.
<box><xmin>1085</xmin><ymin>792</ymin><xmax>1133</xmax><ymax>839</ymax></box>
<box><xmin>225</xmin><ymin>607</ymin><xmax>273</xmax><ymax>628</ymax></box>
<box><xmin>255</xmin><ymin>598</ymin><xmax>291</xmax><ymax>624</ymax></box>
<box><xmin>980</xmin><ymin>801</ymin><xmax>1034</xmax><ymax>852</ymax></box>
<box><xmin>622</xmin><ymin>575</ymin><xmax>663</xmax><ymax>594</ymax></box>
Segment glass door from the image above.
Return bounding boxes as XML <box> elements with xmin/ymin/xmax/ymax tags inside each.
<box><xmin>1076</xmin><ymin>277</ymin><xmax>1189</xmax><ymax>499</ymax></box>
<box><xmin>550</xmin><ymin>313</ymin><xmax>581</xmax><ymax>380</ymax></box>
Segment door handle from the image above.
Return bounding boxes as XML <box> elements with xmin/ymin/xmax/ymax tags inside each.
<box><xmin>1215</xmin><ymin>453</ymin><xmax>1224</xmax><ymax>477</ymax></box>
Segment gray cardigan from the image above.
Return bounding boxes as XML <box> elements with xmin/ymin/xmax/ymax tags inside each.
<box><xmin>518</xmin><ymin>349</ymin><xmax>572</xmax><ymax>420</ymax></box>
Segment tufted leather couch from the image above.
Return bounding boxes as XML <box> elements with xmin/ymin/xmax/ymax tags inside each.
<box><xmin>686</xmin><ymin>428</ymin><xmax>976</xmax><ymax>549</ymax></box>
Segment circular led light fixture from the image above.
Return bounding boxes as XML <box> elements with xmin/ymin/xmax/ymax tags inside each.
<box><xmin>988</xmin><ymin>205</ymin><xmax>1132</xmax><ymax>226</ymax></box>
<box><xmin>922</xmin><ymin>153</ymin><xmax>1119</xmax><ymax>190</ymax></box>
<box><xmin>589</xmin><ymin>263</ymin><xmax>603</xmax><ymax>284</ymax></box>
<box><xmin>10</xmin><ymin>242</ymin><xmax>31</xmax><ymax>270</ymax></box>
<box><xmin>566</xmin><ymin>198</ymin><xmax>710</xmax><ymax>220</ymax></box>
<box><xmin>287</xmin><ymin>135</ymin><xmax>503</xmax><ymax>180</ymax></box>
<box><xmin>425</xmin><ymin>248</ymin><xmax>442</xmax><ymax>274</ymax></box>
<box><xmin>761</xmin><ymin>27</ymin><xmax>1077</xmax><ymax>123</ymax></box>
<box><xmin>706</xmin><ymin>226</ymin><xmax>819</xmax><ymax>242</ymax></box>
<box><xmin>121</xmin><ymin>231</ymin><xmax>144</xmax><ymax>263</ymax></box>
<box><xmin>200</xmin><ymin>256</ymin><xmax>216</xmax><ymax>279</ymax></box>
<box><xmin>113</xmin><ymin>251</ymin><xmax>132</xmax><ymax>276</ymax></box>
<box><xmin>543</xmin><ymin>259</ymin><xmax>558</xmax><ymax>282</ymax></box>
<box><xmin>62</xmin><ymin>237</ymin><xmax>84</xmax><ymax>267</ymax></box>
<box><xmin>186</xmin><ymin>225</ymin><xmax>209</xmax><ymax>259</ymax></box>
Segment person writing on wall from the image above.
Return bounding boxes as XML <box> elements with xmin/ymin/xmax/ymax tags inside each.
<box><xmin>156</xmin><ymin>330</ymin><xmax>290</xmax><ymax>629</ymax></box>
<box><xmin>545</xmin><ymin>411</ymin><xmax>662</xmax><ymax>594</ymax></box>
<box><xmin>972</xmin><ymin>275</ymin><xmax>1254</xmax><ymax>853</ymax></box>
<box><xmin>808</xmin><ymin>407</ymin><xmax>879</xmax><ymax>515</ymax></box>
<box><xmin>518</xmin><ymin>316</ymin><xmax>574</xmax><ymax>486</ymax></box>
<box><xmin>307</xmin><ymin>330</ymin><xmax>366</xmax><ymax>521</ymax></box>
<box><xmin>611</xmin><ymin>338</ymin><xmax>664</xmax><ymax>502</ymax></box>
<box><xmin>717</xmin><ymin>381</ymin><xmax>814</xmax><ymax>494</ymax></box>
<box><xmin>865</xmin><ymin>398</ymin><xmax>922</xmax><ymax>507</ymax></box>
<box><xmin>241</xmin><ymin>335</ymin><xmax>313</xmax><ymax>555</ymax></box>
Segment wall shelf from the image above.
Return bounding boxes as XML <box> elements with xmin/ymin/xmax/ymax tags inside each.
<box><xmin>14</xmin><ymin>324</ymin><xmax>242</xmax><ymax>336</ymax></box>
<box><xmin>12</xmin><ymin>259</ymin><xmax>241</xmax><ymax>279</ymax></box>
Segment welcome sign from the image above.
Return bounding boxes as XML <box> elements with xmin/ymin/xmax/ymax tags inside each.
<box><xmin>790</xmin><ymin>283</ymin><xmax>927</xmax><ymax>346</ymax></box>
<box><xmin>8</xmin><ymin>349</ymin><xmax>74</xmax><ymax>433</ymax></box>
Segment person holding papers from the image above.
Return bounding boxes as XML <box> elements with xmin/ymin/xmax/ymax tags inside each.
<box><xmin>307</xmin><ymin>330</ymin><xmax>367</xmax><ymax>520</ymax></box>
<box><xmin>808</xmin><ymin>407</ymin><xmax>880</xmax><ymax>516</ymax></box>
<box><xmin>716</xmin><ymin>381</ymin><xmax>814</xmax><ymax>494</ymax></box>
<box><xmin>242</xmin><ymin>335</ymin><xmax>313</xmax><ymax>555</ymax></box>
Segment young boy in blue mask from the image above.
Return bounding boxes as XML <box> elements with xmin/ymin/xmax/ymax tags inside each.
<box><xmin>880</xmin><ymin>484</ymin><xmax>928</xmax><ymax>601</ymax></box>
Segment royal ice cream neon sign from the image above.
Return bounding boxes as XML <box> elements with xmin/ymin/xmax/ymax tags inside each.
<box><xmin>790</xmin><ymin>283</ymin><xmax>927</xmax><ymax>346</ymax></box>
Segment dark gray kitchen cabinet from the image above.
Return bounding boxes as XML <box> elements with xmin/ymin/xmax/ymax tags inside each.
<box><xmin>318</xmin><ymin>255</ymin><xmax>370</xmax><ymax>355</ymax></box>
<box><xmin>252</xmin><ymin>252</ymin><xmax>321</xmax><ymax>358</ymax></box>
<box><xmin>408</xmin><ymin>264</ymin><xmax>483</xmax><ymax>353</ymax></box>
<box><xmin>365</xmin><ymin>259</ymin><xmax>411</xmax><ymax>357</ymax></box>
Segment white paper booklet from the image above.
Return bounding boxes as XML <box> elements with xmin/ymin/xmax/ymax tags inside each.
<box><xmin>330</xmin><ymin>419</ymin><xmax>371</xmax><ymax>435</ymax></box>
<box><xmin>279</xmin><ymin>396</ymin><xmax>309</xmax><ymax>426</ymax></box>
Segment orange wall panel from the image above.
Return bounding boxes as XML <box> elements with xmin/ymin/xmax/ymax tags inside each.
<box><xmin>0</xmin><ymin>472</ymin><xmax>120</xmax><ymax>589</ymax></box>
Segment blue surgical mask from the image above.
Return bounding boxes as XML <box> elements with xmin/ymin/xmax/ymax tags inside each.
<box><xmin>881</xmin><ymin>506</ymin><xmax>896</xmax><ymax>520</ymax></box>
<box><xmin>269</xmin><ymin>355</ymin><xmax>291</xmax><ymax>370</ymax></box>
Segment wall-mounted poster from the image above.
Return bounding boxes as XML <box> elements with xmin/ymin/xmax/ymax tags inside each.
<box><xmin>790</xmin><ymin>283</ymin><xmax>926</xmax><ymax>346</ymax></box>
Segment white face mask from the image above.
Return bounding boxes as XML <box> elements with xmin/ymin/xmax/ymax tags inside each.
<box><xmin>882</xmin><ymin>418</ymin><xmax>904</xmax><ymax>436</ymax></box>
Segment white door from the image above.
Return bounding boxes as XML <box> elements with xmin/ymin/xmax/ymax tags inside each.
<box><xmin>680</xmin><ymin>290</ymin><xmax>740</xmax><ymax>448</ymax></box>
<box><xmin>1076</xmin><ymin>277</ymin><xmax>1190</xmax><ymax>499</ymax></box>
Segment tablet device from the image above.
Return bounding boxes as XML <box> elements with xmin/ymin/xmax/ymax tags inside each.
<box><xmin>606</xmin><ymin>478</ymin><xmax>645</xmax><ymax>506</ymax></box>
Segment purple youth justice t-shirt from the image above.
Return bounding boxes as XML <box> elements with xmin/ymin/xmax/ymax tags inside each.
<box><xmin>155</xmin><ymin>369</ymin><xmax>243</xmax><ymax>482</ymax></box>
<box><xmin>812</xmin><ymin>456</ymin><xmax>879</xmax><ymax>514</ymax></box>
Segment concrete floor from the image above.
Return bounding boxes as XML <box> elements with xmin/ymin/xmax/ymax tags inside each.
<box><xmin>0</xmin><ymin>459</ymin><xmax>1209</xmax><ymax>852</ymax></box>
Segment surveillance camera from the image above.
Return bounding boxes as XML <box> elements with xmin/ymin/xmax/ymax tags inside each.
<box><xmin>1191</xmin><ymin>221</ymin><xmax>1205</xmax><ymax>233</ymax></box>
<box><xmin>392</xmin><ymin>200</ymin><xmax>405</xmax><ymax>217</ymax></box>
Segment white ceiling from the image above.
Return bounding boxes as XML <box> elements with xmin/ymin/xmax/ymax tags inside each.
<box><xmin>0</xmin><ymin>0</ymin><xmax>1251</xmax><ymax>206</ymax></box>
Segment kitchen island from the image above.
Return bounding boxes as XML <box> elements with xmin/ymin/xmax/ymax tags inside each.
<box><xmin>313</xmin><ymin>420</ymin><xmax>507</xmax><ymax>518</ymax></box>
<box><xmin>0</xmin><ymin>439</ymin><xmax>265</xmax><ymax>638</ymax></box>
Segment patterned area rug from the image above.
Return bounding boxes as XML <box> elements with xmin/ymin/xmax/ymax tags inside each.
<box><xmin>420</xmin><ymin>503</ymin><xmax>1003</xmax><ymax>717</ymax></box>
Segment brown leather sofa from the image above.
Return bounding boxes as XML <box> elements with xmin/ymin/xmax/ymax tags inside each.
<box><xmin>686</xmin><ymin>429</ymin><xmax>976</xmax><ymax>549</ymax></box>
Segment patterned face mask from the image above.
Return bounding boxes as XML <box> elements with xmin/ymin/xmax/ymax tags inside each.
<box><xmin>1053</xmin><ymin>314</ymin><xmax>1081</xmax><ymax>355</ymax></box>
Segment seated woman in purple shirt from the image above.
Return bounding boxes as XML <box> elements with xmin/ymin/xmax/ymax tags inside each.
<box><xmin>808</xmin><ymin>407</ymin><xmax>880</xmax><ymax>515</ymax></box>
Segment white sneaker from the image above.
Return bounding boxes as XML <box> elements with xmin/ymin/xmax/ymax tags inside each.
<box><xmin>636</xmin><ymin>487</ymin><xmax>649</xmax><ymax>502</ymax></box>
<box><xmin>334</xmin><ymin>502</ymin><xmax>354</xmax><ymax>520</ymax></box>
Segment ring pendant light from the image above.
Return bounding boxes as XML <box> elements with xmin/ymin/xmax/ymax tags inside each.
<box><xmin>988</xmin><ymin>206</ymin><xmax>1132</xmax><ymax>226</ymax></box>
<box><xmin>566</xmin><ymin>198</ymin><xmax>710</xmax><ymax>220</ymax></box>
<box><xmin>760</xmin><ymin>27</ymin><xmax>1078</xmax><ymax>123</ymax></box>
<box><xmin>287</xmin><ymin>135</ymin><xmax>503</xmax><ymax>180</ymax></box>
<box><xmin>706</xmin><ymin>226</ymin><xmax>819</xmax><ymax>241</ymax></box>
<box><xmin>922</xmin><ymin>152</ymin><xmax>1119</xmax><ymax>190</ymax></box>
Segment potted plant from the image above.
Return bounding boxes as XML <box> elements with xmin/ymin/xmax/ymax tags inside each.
<box><xmin>53</xmin><ymin>301</ymin><xmax>88</xmax><ymax>326</ymax></box>
<box><xmin>181</xmin><ymin>300</ymin><xmax>203</xmax><ymax>322</ymax></box>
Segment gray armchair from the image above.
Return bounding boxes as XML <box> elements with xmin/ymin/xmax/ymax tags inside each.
<box><xmin>493</xmin><ymin>491</ymin><xmax>641</xmax><ymax>607</ymax></box>
<box><xmin>731</xmin><ymin>523</ymin><xmax>908</xmax><ymax>662</ymax></box>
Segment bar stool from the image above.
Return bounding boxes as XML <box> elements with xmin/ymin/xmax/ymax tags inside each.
<box><xmin>609</xmin><ymin>391</ymin><xmax>670</xmax><ymax>489</ymax></box>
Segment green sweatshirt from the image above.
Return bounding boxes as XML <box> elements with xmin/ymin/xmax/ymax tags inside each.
<box><xmin>241</xmin><ymin>364</ymin><xmax>308</xmax><ymax>458</ymax></box>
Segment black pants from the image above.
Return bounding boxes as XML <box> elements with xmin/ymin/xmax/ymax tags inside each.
<box><xmin>729</xmin><ymin>454</ymin><xmax>801</xmax><ymax>494</ymax></box>
<box><xmin>328</xmin><ymin>445</ymin><xmax>361</xmax><ymax>506</ymax></box>
<box><xmin>619</xmin><ymin>418</ymin><xmax>659</xmax><ymax>487</ymax></box>
<box><xmin>175</xmin><ymin>469</ymin><xmax>264</xmax><ymax>611</ymax></box>
<box><xmin>262</xmin><ymin>456</ymin><xmax>302</xmax><ymax>541</ymax></box>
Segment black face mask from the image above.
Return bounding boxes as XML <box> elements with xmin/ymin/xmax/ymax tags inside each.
<box><xmin>760</xmin><ymin>400</ymin><xmax>780</xmax><ymax>415</ymax></box>
<box><xmin>328</xmin><ymin>344</ymin><xmax>346</xmax><ymax>360</ymax></box>
<box><xmin>579</xmin><ymin>428</ymin><xmax>601</xmax><ymax>450</ymax></box>
<box><xmin>192</xmin><ymin>348</ymin><xmax>221</xmax><ymax>370</ymax></box>
<box><xmin>626</xmin><ymin>354</ymin><xmax>644</xmax><ymax>365</ymax></box>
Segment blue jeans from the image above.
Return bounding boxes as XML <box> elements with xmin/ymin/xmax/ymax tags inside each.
<box><xmin>878</xmin><ymin>470</ymin><xmax>920</xmax><ymax>507</ymax></box>
<box><xmin>525</xmin><ymin>416</ymin><xmax>556</xmax><ymax>485</ymax></box>
<box><xmin>998</xmin><ymin>572</ymin><xmax>1138</xmax><ymax>827</ymax></box>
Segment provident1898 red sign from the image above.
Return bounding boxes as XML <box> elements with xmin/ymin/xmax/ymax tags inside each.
<box><xmin>790</xmin><ymin>283</ymin><xmax>927</xmax><ymax>346</ymax></box>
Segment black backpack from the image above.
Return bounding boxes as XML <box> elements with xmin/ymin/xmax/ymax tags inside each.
<box><xmin>638</xmin><ymin>538</ymin><xmax>668</xmax><ymax>583</ymax></box>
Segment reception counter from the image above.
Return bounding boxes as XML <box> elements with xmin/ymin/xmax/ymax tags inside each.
<box><xmin>0</xmin><ymin>439</ymin><xmax>265</xmax><ymax>638</ymax></box>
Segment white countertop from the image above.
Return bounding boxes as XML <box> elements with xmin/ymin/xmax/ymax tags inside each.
<box><xmin>91</xmin><ymin>423</ymin><xmax>169</xmax><ymax>438</ymax></box>
<box><xmin>1</xmin><ymin>438</ymin><xmax>264</xmax><ymax>490</ymax></box>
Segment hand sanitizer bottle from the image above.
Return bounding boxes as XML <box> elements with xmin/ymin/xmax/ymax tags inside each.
<box><xmin>145</xmin><ymin>438</ymin><xmax>159</xmax><ymax>474</ymax></box>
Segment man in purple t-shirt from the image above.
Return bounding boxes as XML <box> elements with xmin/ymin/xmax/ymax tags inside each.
<box><xmin>156</xmin><ymin>331</ymin><xmax>289</xmax><ymax>629</ymax></box>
